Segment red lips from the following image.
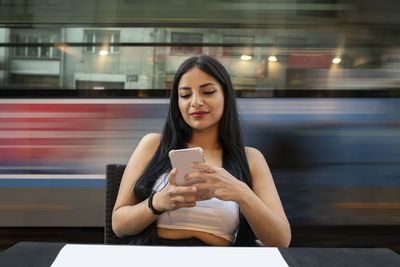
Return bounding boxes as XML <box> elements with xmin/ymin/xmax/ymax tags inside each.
<box><xmin>190</xmin><ymin>111</ymin><xmax>208</xmax><ymax>119</ymax></box>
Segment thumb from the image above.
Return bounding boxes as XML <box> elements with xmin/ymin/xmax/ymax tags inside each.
<box><xmin>168</xmin><ymin>168</ymin><xmax>178</xmax><ymax>186</ymax></box>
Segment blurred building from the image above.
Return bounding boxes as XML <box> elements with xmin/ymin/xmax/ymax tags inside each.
<box><xmin>0</xmin><ymin>27</ymin><xmax>7</xmax><ymax>84</ymax></box>
<box><xmin>7</xmin><ymin>28</ymin><xmax>61</xmax><ymax>88</ymax></box>
<box><xmin>2</xmin><ymin>25</ymin><xmax>400</xmax><ymax>91</ymax></box>
<box><xmin>0</xmin><ymin>0</ymin><xmax>399</xmax><ymax>90</ymax></box>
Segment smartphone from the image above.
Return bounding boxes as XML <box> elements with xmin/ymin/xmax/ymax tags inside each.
<box><xmin>168</xmin><ymin>147</ymin><xmax>205</xmax><ymax>186</ymax></box>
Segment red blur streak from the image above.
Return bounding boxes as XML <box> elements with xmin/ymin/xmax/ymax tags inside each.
<box><xmin>0</xmin><ymin>103</ymin><xmax>112</xmax><ymax>161</ymax></box>
<box><xmin>288</xmin><ymin>51</ymin><xmax>331</xmax><ymax>69</ymax></box>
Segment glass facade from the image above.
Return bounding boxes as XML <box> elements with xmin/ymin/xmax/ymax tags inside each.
<box><xmin>0</xmin><ymin>26</ymin><xmax>399</xmax><ymax>91</ymax></box>
<box><xmin>0</xmin><ymin>0</ymin><xmax>398</xmax><ymax>92</ymax></box>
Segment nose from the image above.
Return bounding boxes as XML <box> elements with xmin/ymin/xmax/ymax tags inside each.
<box><xmin>190</xmin><ymin>92</ymin><xmax>204</xmax><ymax>108</ymax></box>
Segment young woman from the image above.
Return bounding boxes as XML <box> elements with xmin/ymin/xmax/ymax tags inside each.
<box><xmin>112</xmin><ymin>55</ymin><xmax>291</xmax><ymax>247</ymax></box>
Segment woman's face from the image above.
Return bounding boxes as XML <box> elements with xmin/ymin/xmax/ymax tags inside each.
<box><xmin>177</xmin><ymin>67</ymin><xmax>225</xmax><ymax>132</ymax></box>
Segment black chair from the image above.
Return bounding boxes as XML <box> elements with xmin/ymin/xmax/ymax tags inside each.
<box><xmin>105</xmin><ymin>164</ymin><xmax>131</xmax><ymax>245</ymax></box>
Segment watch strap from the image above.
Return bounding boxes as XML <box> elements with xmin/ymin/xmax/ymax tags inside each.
<box><xmin>148</xmin><ymin>191</ymin><xmax>165</xmax><ymax>215</ymax></box>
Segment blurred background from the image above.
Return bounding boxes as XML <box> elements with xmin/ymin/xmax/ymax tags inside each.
<box><xmin>0</xmin><ymin>0</ymin><xmax>399</xmax><ymax>252</ymax></box>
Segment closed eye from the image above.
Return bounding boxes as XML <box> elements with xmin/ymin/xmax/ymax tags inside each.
<box><xmin>203</xmin><ymin>90</ymin><xmax>216</xmax><ymax>95</ymax></box>
<box><xmin>179</xmin><ymin>94</ymin><xmax>191</xmax><ymax>98</ymax></box>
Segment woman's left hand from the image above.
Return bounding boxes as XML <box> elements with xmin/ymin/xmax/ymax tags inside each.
<box><xmin>185</xmin><ymin>162</ymin><xmax>249</xmax><ymax>202</ymax></box>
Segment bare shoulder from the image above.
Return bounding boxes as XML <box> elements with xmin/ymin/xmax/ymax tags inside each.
<box><xmin>138</xmin><ymin>133</ymin><xmax>161</xmax><ymax>151</ymax></box>
<box><xmin>129</xmin><ymin>133</ymin><xmax>161</xmax><ymax>164</ymax></box>
<box><xmin>245</xmin><ymin>146</ymin><xmax>272</xmax><ymax>181</ymax></box>
<box><xmin>140</xmin><ymin>132</ymin><xmax>161</xmax><ymax>146</ymax></box>
<box><xmin>245</xmin><ymin>146</ymin><xmax>266</xmax><ymax>164</ymax></box>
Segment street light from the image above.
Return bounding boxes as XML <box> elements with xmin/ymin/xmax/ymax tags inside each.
<box><xmin>268</xmin><ymin>56</ymin><xmax>277</xmax><ymax>62</ymax></box>
<box><xmin>99</xmin><ymin>49</ymin><xmax>109</xmax><ymax>56</ymax></box>
<box><xmin>332</xmin><ymin>57</ymin><xmax>341</xmax><ymax>64</ymax></box>
<box><xmin>240</xmin><ymin>55</ymin><xmax>252</xmax><ymax>61</ymax></box>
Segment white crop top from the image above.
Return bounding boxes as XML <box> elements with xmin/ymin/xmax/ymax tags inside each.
<box><xmin>153</xmin><ymin>173</ymin><xmax>240</xmax><ymax>242</ymax></box>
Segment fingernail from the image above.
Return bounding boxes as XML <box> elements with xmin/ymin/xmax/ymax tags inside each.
<box><xmin>192</xmin><ymin>186</ymin><xmax>197</xmax><ymax>192</ymax></box>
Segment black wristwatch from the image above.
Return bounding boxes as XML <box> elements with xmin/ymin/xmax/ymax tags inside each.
<box><xmin>148</xmin><ymin>191</ymin><xmax>165</xmax><ymax>215</ymax></box>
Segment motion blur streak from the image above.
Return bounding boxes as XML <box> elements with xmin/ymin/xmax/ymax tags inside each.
<box><xmin>0</xmin><ymin>98</ymin><xmax>399</xmax><ymax>227</ymax></box>
<box><xmin>335</xmin><ymin>203</ymin><xmax>400</xmax><ymax>209</ymax></box>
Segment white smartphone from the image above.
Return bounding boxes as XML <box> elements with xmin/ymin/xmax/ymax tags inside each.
<box><xmin>168</xmin><ymin>147</ymin><xmax>205</xmax><ymax>186</ymax></box>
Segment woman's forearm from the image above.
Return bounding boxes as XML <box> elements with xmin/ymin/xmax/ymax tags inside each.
<box><xmin>237</xmin><ymin>184</ymin><xmax>291</xmax><ymax>247</ymax></box>
<box><xmin>112</xmin><ymin>198</ymin><xmax>158</xmax><ymax>238</ymax></box>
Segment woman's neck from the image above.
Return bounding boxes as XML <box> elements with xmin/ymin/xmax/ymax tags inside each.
<box><xmin>188</xmin><ymin>127</ymin><xmax>220</xmax><ymax>151</ymax></box>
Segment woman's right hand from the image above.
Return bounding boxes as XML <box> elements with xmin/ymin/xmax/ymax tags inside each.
<box><xmin>152</xmin><ymin>168</ymin><xmax>198</xmax><ymax>212</ymax></box>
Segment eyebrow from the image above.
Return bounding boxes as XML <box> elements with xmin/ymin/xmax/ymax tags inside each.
<box><xmin>178</xmin><ymin>82</ymin><xmax>217</xmax><ymax>90</ymax></box>
<box><xmin>200</xmin><ymin>82</ymin><xmax>216</xmax><ymax>88</ymax></box>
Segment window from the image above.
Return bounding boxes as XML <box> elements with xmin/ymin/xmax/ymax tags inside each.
<box><xmin>10</xmin><ymin>74</ymin><xmax>59</xmax><ymax>89</ymax></box>
<box><xmin>14</xmin><ymin>35</ymin><xmax>26</xmax><ymax>56</ymax></box>
<box><xmin>223</xmin><ymin>35</ymin><xmax>254</xmax><ymax>57</ymax></box>
<box><xmin>10</xmin><ymin>30</ymin><xmax>61</xmax><ymax>59</ymax></box>
<box><xmin>170</xmin><ymin>32</ymin><xmax>203</xmax><ymax>55</ymax></box>
<box><xmin>40</xmin><ymin>36</ymin><xmax>51</xmax><ymax>57</ymax></box>
<box><xmin>84</xmin><ymin>30</ymin><xmax>120</xmax><ymax>54</ymax></box>
<box><xmin>27</xmin><ymin>36</ymin><xmax>38</xmax><ymax>57</ymax></box>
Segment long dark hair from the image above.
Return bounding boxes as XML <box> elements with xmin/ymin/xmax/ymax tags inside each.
<box><xmin>132</xmin><ymin>55</ymin><xmax>256</xmax><ymax>246</ymax></box>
